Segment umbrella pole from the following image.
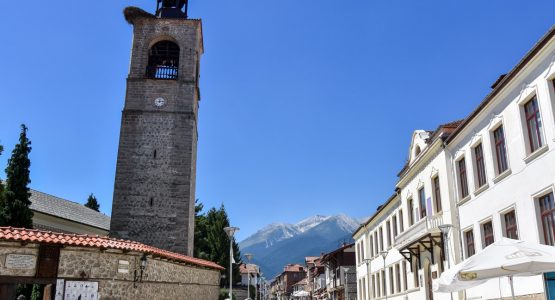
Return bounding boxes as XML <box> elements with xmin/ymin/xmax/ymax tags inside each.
<box><xmin>509</xmin><ymin>275</ymin><xmax>516</xmax><ymax>300</ymax></box>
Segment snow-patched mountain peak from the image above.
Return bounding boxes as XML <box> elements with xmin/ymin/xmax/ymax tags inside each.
<box><xmin>329</xmin><ymin>214</ymin><xmax>361</xmax><ymax>233</ymax></box>
<box><xmin>239</xmin><ymin>214</ymin><xmax>366</xmax><ymax>278</ymax></box>
<box><xmin>239</xmin><ymin>222</ymin><xmax>300</xmax><ymax>249</ymax></box>
<box><xmin>295</xmin><ymin>215</ymin><xmax>331</xmax><ymax>233</ymax></box>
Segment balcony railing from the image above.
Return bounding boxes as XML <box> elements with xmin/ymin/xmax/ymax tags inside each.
<box><xmin>394</xmin><ymin>214</ymin><xmax>444</xmax><ymax>248</ymax></box>
<box><xmin>146</xmin><ymin>65</ymin><xmax>179</xmax><ymax>80</ymax></box>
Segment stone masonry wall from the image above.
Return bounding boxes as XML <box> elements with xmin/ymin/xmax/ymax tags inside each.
<box><xmin>0</xmin><ymin>243</ymin><xmax>220</xmax><ymax>300</ymax></box>
<box><xmin>58</xmin><ymin>247</ymin><xmax>220</xmax><ymax>300</ymax></box>
<box><xmin>110</xmin><ymin>14</ymin><xmax>202</xmax><ymax>256</ymax></box>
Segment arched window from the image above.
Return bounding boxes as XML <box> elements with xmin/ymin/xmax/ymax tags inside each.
<box><xmin>146</xmin><ymin>41</ymin><xmax>180</xmax><ymax>80</ymax></box>
<box><xmin>414</xmin><ymin>145</ymin><xmax>421</xmax><ymax>157</ymax></box>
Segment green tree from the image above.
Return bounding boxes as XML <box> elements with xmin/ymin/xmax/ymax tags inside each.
<box><xmin>0</xmin><ymin>125</ymin><xmax>33</xmax><ymax>228</ymax></box>
<box><xmin>194</xmin><ymin>199</ymin><xmax>210</xmax><ymax>260</ymax></box>
<box><xmin>194</xmin><ymin>201</ymin><xmax>241</xmax><ymax>287</ymax></box>
<box><xmin>205</xmin><ymin>204</ymin><xmax>241</xmax><ymax>287</ymax></box>
<box><xmin>85</xmin><ymin>193</ymin><xmax>100</xmax><ymax>212</ymax></box>
<box><xmin>0</xmin><ymin>144</ymin><xmax>4</xmax><ymax>207</ymax></box>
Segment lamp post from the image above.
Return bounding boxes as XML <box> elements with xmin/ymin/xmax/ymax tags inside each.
<box><xmin>245</xmin><ymin>253</ymin><xmax>254</xmax><ymax>300</ymax></box>
<box><xmin>438</xmin><ymin>224</ymin><xmax>454</xmax><ymax>300</ymax></box>
<box><xmin>224</xmin><ymin>226</ymin><xmax>239</xmax><ymax>300</ymax></box>
<box><xmin>380</xmin><ymin>251</ymin><xmax>388</xmax><ymax>300</ymax></box>
<box><xmin>133</xmin><ymin>254</ymin><xmax>148</xmax><ymax>288</ymax></box>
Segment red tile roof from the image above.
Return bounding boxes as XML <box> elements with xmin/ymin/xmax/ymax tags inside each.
<box><xmin>284</xmin><ymin>264</ymin><xmax>305</xmax><ymax>272</ymax></box>
<box><xmin>0</xmin><ymin>227</ymin><xmax>224</xmax><ymax>270</ymax></box>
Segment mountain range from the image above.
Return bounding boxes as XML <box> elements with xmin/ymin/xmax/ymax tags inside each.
<box><xmin>238</xmin><ymin>214</ymin><xmax>362</xmax><ymax>279</ymax></box>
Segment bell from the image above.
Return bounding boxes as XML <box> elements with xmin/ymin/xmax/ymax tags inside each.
<box><xmin>160</xmin><ymin>0</ymin><xmax>186</xmax><ymax>9</ymax></box>
<box><xmin>156</xmin><ymin>0</ymin><xmax>188</xmax><ymax>19</ymax></box>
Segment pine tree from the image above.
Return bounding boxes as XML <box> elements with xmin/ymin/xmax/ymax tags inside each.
<box><xmin>194</xmin><ymin>199</ymin><xmax>210</xmax><ymax>260</ymax></box>
<box><xmin>205</xmin><ymin>204</ymin><xmax>241</xmax><ymax>287</ymax></box>
<box><xmin>0</xmin><ymin>144</ymin><xmax>4</xmax><ymax>208</ymax></box>
<box><xmin>85</xmin><ymin>193</ymin><xmax>100</xmax><ymax>212</ymax></box>
<box><xmin>0</xmin><ymin>125</ymin><xmax>33</xmax><ymax>228</ymax></box>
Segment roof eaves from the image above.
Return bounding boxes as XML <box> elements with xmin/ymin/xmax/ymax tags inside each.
<box><xmin>446</xmin><ymin>25</ymin><xmax>555</xmax><ymax>144</ymax></box>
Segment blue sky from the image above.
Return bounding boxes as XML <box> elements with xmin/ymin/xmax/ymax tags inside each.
<box><xmin>1</xmin><ymin>1</ymin><xmax>555</xmax><ymax>241</ymax></box>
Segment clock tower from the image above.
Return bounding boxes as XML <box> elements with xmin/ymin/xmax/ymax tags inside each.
<box><xmin>110</xmin><ymin>0</ymin><xmax>202</xmax><ymax>256</ymax></box>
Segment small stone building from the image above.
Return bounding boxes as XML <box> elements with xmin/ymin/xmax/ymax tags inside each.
<box><xmin>0</xmin><ymin>227</ymin><xmax>222</xmax><ymax>299</ymax></box>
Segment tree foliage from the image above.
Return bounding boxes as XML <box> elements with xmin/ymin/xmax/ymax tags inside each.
<box><xmin>0</xmin><ymin>125</ymin><xmax>33</xmax><ymax>228</ymax></box>
<box><xmin>194</xmin><ymin>201</ymin><xmax>242</xmax><ymax>287</ymax></box>
<box><xmin>85</xmin><ymin>193</ymin><xmax>100</xmax><ymax>212</ymax></box>
<box><xmin>0</xmin><ymin>144</ymin><xmax>4</xmax><ymax>207</ymax></box>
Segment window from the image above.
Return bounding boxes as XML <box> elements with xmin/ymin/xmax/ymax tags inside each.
<box><xmin>379</xmin><ymin>227</ymin><xmax>384</xmax><ymax>252</ymax></box>
<box><xmin>376</xmin><ymin>273</ymin><xmax>381</xmax><ymax>297</ymax></box>
<box><xmin>504</xmin><ymin>210</ymin><xmax>518</xmax><ymax>239</ymax></box>
<box><xmin>146</xmin><ymin>41</ymin><xmax>180</xmax><ymax>79</ymax></box>
<box><xmin>389</xmin><ymin>266</ymin><xmax>394</xmax><ymax>294</ymax></box>
<box><xmin>402</xmin><ymin>261</ymin><xmax>407</xmax><ymax>291</ymax></box>
<box><xmin>493</xmin><ymin>126</ymin><xmax>509</xmax><ymax>174</ymax></box>
<box><xmin>482</xmin><ymin>221</ymin><xmax>494</xmax><ymax>247</ymax></box>
<box><xmin>392</xmin><ymin>215</ymin><xmax>398</xmax><ymax>238</ymax></box>
<box><xmin>372</xmin><ymin>274</ymin><xmax>376</xmax><ymax>298</ymax></box>
<box><xmin>524</xmin><ymin>97</ymin><xmax>544</xmax><ymax>152</ymax></box>
<box><xmin>465</xmin><ymin>229</ymin><xmax>475</xmax><ymax>257</ymax></box>
<box><xmin>362</xmin><ymin>277</ymin><xmax>366</xmax><ymax>300</ymax></box>
<box><xmin>395</xmin><ymin>264</ymin><xmax>401</xmax><ymax>293</ymax></box>
<box><xmin>539</xmin><ymin>192</ymin><xmax>555</xmax><ymax>246</ymax></box>
<box><xmin>433</xmin><ymin>176</ymin><xmax>442</xmax><ymax>213</ymax></box>
<box><xmin>386</xmin><ymin>221</ymin><xmax>391</xmax><ymax>248</ymax></box>
<box><xmin>369</xmin><ymin>234</ymin><xmax>374</xmax><ymax>257</ymax></box>
<box><xmin>408</xmin><ymin>199</ymin><xmax>414</xmax><ymax>226</ymax></box>
<box><xmin>382</xmin><ymin>270</ymin><xmax>386</xmax><ymax>297</ymax></box>
<box><xmin>458</xmin><ymin>158</ymin><xmax>469</xmax><ymax>198</ymax></box>
<box><xmin>474</xmin><ymin>143</ymin><xmax>487</xmax><ymax>188</ymax></box>
<box><xmin>418</xmin><ymin>187</ymin><xmax>427</xmax><ymax>219</ymax></box>
<box><xmin>361</xmin><ymin>240</ymin><xmax>365</xmax><ymax>260</ymax></box>
<box><xmin>399</xmin><ymin>209</ymin><xmax>404</xmax><ymax>232</ymax></box>
<box><xmin>374</xmin><ymin>233</ymin><xmax>379</xmax><ymax>256</ymax></box>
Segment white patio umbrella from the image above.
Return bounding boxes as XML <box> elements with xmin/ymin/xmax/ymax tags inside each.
<box><xmin>434</xmin><ymin>238</ymin><xmax>555</xmax><ymax>299</ymax></box>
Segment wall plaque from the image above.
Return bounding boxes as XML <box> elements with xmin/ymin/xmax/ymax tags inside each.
<box><xmin>5</xmin><ymin>254</ymin><xmax>36</xmax><ymax>270</ymax></box>
<box><xmin>118</xmin><ymin>260</ymin><xmax>130</xmax><ymax>273</ymax></box>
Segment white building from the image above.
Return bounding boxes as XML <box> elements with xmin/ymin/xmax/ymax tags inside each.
<box><xmin>446</xmin><ymin>24</ymin><xmax>555</xmax><ymax>300</ymax></box>
<box><xmin>354</xmin><ymin>21</ymin><xmax>555</xmax><ymax>300</ymax></box>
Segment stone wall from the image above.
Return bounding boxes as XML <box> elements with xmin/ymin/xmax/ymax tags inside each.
<box><xmin>110</xmin><ymin>11</ymin><xmax>203</xmax><ymax>256</ymax></box>
<box><xmin>0</xmin><ymin>243</ymin><xmax>221</xmax><ymax>300</ymax></box>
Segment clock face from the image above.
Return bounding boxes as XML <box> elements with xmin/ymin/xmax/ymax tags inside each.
<box><xmin>154</xmin><ymin>97</ymin><xmax>166</xmax><ymax>107</ymax></box>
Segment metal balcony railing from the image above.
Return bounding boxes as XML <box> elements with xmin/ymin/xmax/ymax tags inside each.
<box><xmin>394</xmin><ymin>214</ymin><xmax>444</xmax><ymax>248</ymax></box>
<box><xmin>146</xmin><ymin>65</ymin><xmax>179</xmax><ymax>80</ymax></box>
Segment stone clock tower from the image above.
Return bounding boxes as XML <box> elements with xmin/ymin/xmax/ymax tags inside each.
<box><xmin>110</xmin><ymin>0</ymin><xmax>202</xmax><ymax>256</ymax></box>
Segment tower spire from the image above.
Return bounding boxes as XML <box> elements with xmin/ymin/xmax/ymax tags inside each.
<box><xmin>156</xmin><ymin>0</ymin><xmax>188</xmax><ymax>19</ymax></box>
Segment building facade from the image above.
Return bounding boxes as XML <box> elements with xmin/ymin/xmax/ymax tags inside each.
<box><xmin>321</xmin><ymin>243</ymin><xmax>356</xmax><ymax>300</ymax></box>
<box><xmin>110</xmin><ymin>1</ymin><xmax>203</xmax><ymax>256</ymax></box>
<box><xmin>271</xmin><ymin>264</ymin><xmax>307</xmax><ymax>300</ymax></box>
<box><xmin>354</xmin><ymin>22</ymin><xmax>555</xmax><ymax>300</ymax></box>
<box><xmin>446</xmin><ymin>24</ymin><xmax>555</xmax><ymax>300</ymax></box>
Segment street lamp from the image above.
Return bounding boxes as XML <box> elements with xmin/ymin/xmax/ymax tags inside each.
<box><xmin>438</xmin><ymin>224</ymin><xmax>454</xmax><ymax>300</ymax></box>
<box><xmin>380</xmin><ymin>251</ymin><xmax>388</xmax><ymax>300</ymax></box>
<box><xmin>245</xmin><ymin>253</ymin><xmax>254</xmax><ymax>300</ymax></box>
<box><xmin>224</xmin><ymin>226</ymin><xmax>239</xmax><ymax>300</ymax></box>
